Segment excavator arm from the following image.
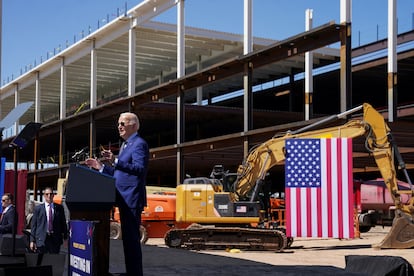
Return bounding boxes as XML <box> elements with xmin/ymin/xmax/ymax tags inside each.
<box><xmin>234</xmin><ymin>103</ymin><xmax>414</xmax><ymax>249</ymax></box>
<box><xmin>234</xmin><ymin>119</ymin><xmax>368</xmax><ymax>199</ymax></box>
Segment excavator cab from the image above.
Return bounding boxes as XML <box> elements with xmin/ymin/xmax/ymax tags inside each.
<box><xmin>222</xmin><ymin>173</ymin><xmax>238</xmax><ymax>192</ymax></box>
<box><xmin>183</xmin><ymin>177</ymin><xmax>223</xmax><ymax>192</ymax></box>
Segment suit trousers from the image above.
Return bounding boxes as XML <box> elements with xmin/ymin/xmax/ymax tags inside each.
<box><xmin>38</xmin><ymin>234</ymin><xmax>61</xmax><ymax>254</ymax></box>
<box><xmin>119</xmin><ymin>200</ymin><xmax>143</xmax><ymax>276</ymax></box>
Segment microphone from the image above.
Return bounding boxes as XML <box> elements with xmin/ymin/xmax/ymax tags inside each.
<box><xmin>71</xmin><ymin>147</ymin><xmax>88</xmax><ymax>160</ymax></box>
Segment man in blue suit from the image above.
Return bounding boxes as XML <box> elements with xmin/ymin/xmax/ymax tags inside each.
<box><xmin>0</xmin><ymin>193</ymin><xmax>16</xmax><ymax>235</ymax></box>
<box><xmin>86</xmin><ymin>112</ymin><xmax>149</xmax><ymax>276</ymax></box>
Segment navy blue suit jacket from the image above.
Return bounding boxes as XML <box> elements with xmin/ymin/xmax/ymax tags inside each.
<box><xmin>103</xmin><ymin>133</ymin><xmax>149</xmax><ymax>211</ymax></box>
<box><xmin>30</xmin><ymin>203</ymin><xmax>67</xmax><ymax>247</ymax></box>
<box><xmin>0</xmin><ymin>205</ymin><xmax>16</xmax><ymax>234</ymax></box>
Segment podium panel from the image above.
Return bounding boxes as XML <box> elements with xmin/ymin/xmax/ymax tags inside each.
<box><xmin>65</xmin><ymin>164</ymin><xmax>116</xmax><ymax>211</ymax></box>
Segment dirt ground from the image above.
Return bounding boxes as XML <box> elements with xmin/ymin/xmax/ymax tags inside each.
<box><xmin>144</xmin><ymin>226</ymin><xmax>414</xmax><ymax>270</ymax></box>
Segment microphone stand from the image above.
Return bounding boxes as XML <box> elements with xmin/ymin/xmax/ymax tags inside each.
<box><xmin>11</xmin><ymin>144</ymin><xmax>18</xmax><ymax>256</ymax></box>
<box><xmin>9</xmin><ymin>122</ymin><xmax>42</xmax><ymax>256</ymax></box>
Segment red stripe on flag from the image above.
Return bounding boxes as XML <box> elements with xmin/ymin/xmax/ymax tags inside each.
<box><xmin>316</xmin><ymin>184</ymin><xmax>322</xmax><ymax>237</ymax></box>
<box><xmin>285</xmin><ymin>187</ymin><xmax>292</xmax><ymax>237</ymax></box>
<box><xmin>296</xmin><ymin>188</ymin><xmax>302</xmax><ymax>236</ymax></box>
<box><xmin>337</xmin><ymin>139</ymin><xmax>344</xmax><ymax>238</ymax></box>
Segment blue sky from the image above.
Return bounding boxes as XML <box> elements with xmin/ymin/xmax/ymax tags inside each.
<box><xmin>2</xmin><ymin>0</ymin><xmax>414</xmax><ymax>85</ymax></box>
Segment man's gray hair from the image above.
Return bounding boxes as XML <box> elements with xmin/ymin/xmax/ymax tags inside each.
<box><xmin>120</xmin><ymin>112</ymin><xmax>140</xmax><ymax>130</ymax></box>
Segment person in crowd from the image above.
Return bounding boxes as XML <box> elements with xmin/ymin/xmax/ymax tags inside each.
<box><xmin>85</xmin><ymin>112</ymin><xmax>149</xmax><ymax>276</ymax></box>
<box><xmin>0</xmin><ymin>193</ymin><xmax>16</xmax><ymax>235</ymax></box>
<box><xmin>30</xmin><ymin>187</ymin><xmax>68</xmax><ymax>253</ymax></box>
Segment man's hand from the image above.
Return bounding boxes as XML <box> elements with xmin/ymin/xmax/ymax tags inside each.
<box><xmin>101</xmin><ymin>149</ymin><xmax>114</xmax><ymax>163</ymax></box>
<box><xmin>85</xmin><ymin>158</ymin><xmax>103</xmax><ymax>170</ymax></box>
<box><xmin>29</xmin><ymin>241</ymin><xmax>37</xmax><ymax>252</ymax></box>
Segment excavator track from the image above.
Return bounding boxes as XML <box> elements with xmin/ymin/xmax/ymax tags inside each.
<box><xmin>165</xmin><ymin>225</ymin><xmax>288</xmax><ymax>251</ymax></box>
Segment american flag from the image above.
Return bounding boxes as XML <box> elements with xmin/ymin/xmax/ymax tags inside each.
<box><xmin>284</xmin><ymin>138</ymin><xmax>354</xmax><ymax>239</ymax></box>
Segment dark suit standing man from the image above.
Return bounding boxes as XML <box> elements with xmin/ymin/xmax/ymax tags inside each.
<box><xmin>29</xmin><ymin>187</ymin><xmax>68</xmax><ymax>253</ymax></box>
<box><xmin>86</xmin><ymin>112</ymin><xmax>149</xmax><ymax>276</ymax></box>
<box><xmin>0</xmin><ymin>193</ymin><xmax>16</xmax><ymax>235</ymax></box>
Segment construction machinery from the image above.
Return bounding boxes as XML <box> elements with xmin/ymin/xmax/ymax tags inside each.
<box><xmin>164</xmin><ymin>103</ymin><xmax>414</xmax><ymax>250</ymax></box>
<box><xmin>356</xmin><ymin>178</ymin><xmax>412</xmax><ymax>233</ymax></box>
<box><xmin>140</xmin><ymin>191</ymin><xmax>190</xmax><ymax>242</ymax></box>
<box><xmin>110</xmin><ymin>188</ymin><xmax>190</xmax><ymax>244</ymax></box>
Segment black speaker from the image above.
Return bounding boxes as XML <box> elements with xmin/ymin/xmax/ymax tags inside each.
<box><xmin>345</xmin><ymin>255</ymin><xmax>414</xmax><ymax>276</ymax></box>
<box><xmin>25</xmin><ymin>253</ymin><xmax>66</xmax><ymax>276</ymax></box>
<box><xmin>0</xmin><ymin>265</ymin><xmax>52</xmax><ymax>276</ymax></box>
<box><xmin>0</xmin><ymin>234</ymin><xmax>26</xmax><ymax>256</ymax></box>
<box><xmin>65</xmin><ymin>164</ymin><xmax>116</xmax><ymax>211</ymax></box>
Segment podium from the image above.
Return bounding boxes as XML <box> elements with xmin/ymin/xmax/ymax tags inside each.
<box><xmin>65</xmin><ymin>164</ymin><xmax>115</xmax><ymax>276</ymax></box>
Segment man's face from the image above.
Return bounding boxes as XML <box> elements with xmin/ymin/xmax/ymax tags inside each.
<box><xmin>43</xmin><ymin>190</ymin><xmax>54</xmax><ymax>204</ymax></box>
<box><xmin>118</xmin><ymin>115</ymin><xmax>136</xmax><ymax>140</ymax></box>
<box><xmin>1</xmin><ymin>196</ymin><xmax>11</xmax><ymax>208</ymax></box>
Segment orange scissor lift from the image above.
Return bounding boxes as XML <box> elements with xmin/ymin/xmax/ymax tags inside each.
<box><xmin>110</xmin><ymin>189</ymin><xmax>190</xmax><ymax>243</ymax></box>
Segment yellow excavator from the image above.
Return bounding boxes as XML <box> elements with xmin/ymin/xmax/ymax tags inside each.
<box><xmin>164</xmin><ymin>103</ymin><xmax>414</xmax><ymax>250</ymax></box>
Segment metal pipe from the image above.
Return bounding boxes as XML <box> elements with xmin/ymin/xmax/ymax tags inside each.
<box><xmin>291</xmin><ymin>104</ymin><xmax>363</xmax><ymax>135</ymax></box>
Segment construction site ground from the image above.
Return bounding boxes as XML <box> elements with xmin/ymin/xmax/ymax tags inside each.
<box><xmin>107</xmin><ymin>226</ymin><xmax>414</xmax><ymax>275</ymax></box>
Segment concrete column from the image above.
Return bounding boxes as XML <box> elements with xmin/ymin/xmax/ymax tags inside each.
<box><xmin>14</xmin><ymin>85</ymin><xmax>19</xmax><ymax>135</ymax></box>
<box><xmin>60</xmin><ymin>59</ymin><xmax>67</xmax><ymax>120</ymax></box>
<box><xmin>340</xmin><ymin>0</ymin><xmax>352</xmax><ymax>112</ymax></box>
<box><xmin>388</xmin><ymin>0</ymin><xmax>397</xmax><ymax>122</ymax></box>
<box><xmin>128</xmin><ymin>20</ymin><xmax>137</xmax><ymax>96</ymax></box>
<box><xmin>196</xmin><ymin>57</ymin><xmax>203</xmax><ymax>105</ymax></box>
<box><xmin>176</xmin><ymin>0</ymin><xmax>185</xmax><ymax>185</ymax></box>
<box><xmin>35</xmin><ymin>72</ymin><xmax>41</xmax><ymax>122</ymax></box>
<box><xmin>244</xmin><ymin>0</ymin><xmax>253</xmax><ymax>54</ymax></box>
<box><xmin>90</xmin><ymin>41</ymin><xmax>97</xmax><ymax>109</ymax></box>
<box><xmin>243</xmin><ymin>0</ymin><xmax>253</xmax><ymax>160</ymax></box>
<box><xmin>305</xmin><ymin>9</ymin><xmax>313</xmax><ymax>120</ymax></box>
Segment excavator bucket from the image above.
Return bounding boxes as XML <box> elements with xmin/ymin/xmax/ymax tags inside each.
<box><xmin>374</xmin><ymin>216</ymin><xmax>414</xmax><ymax>249</ymax></box>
